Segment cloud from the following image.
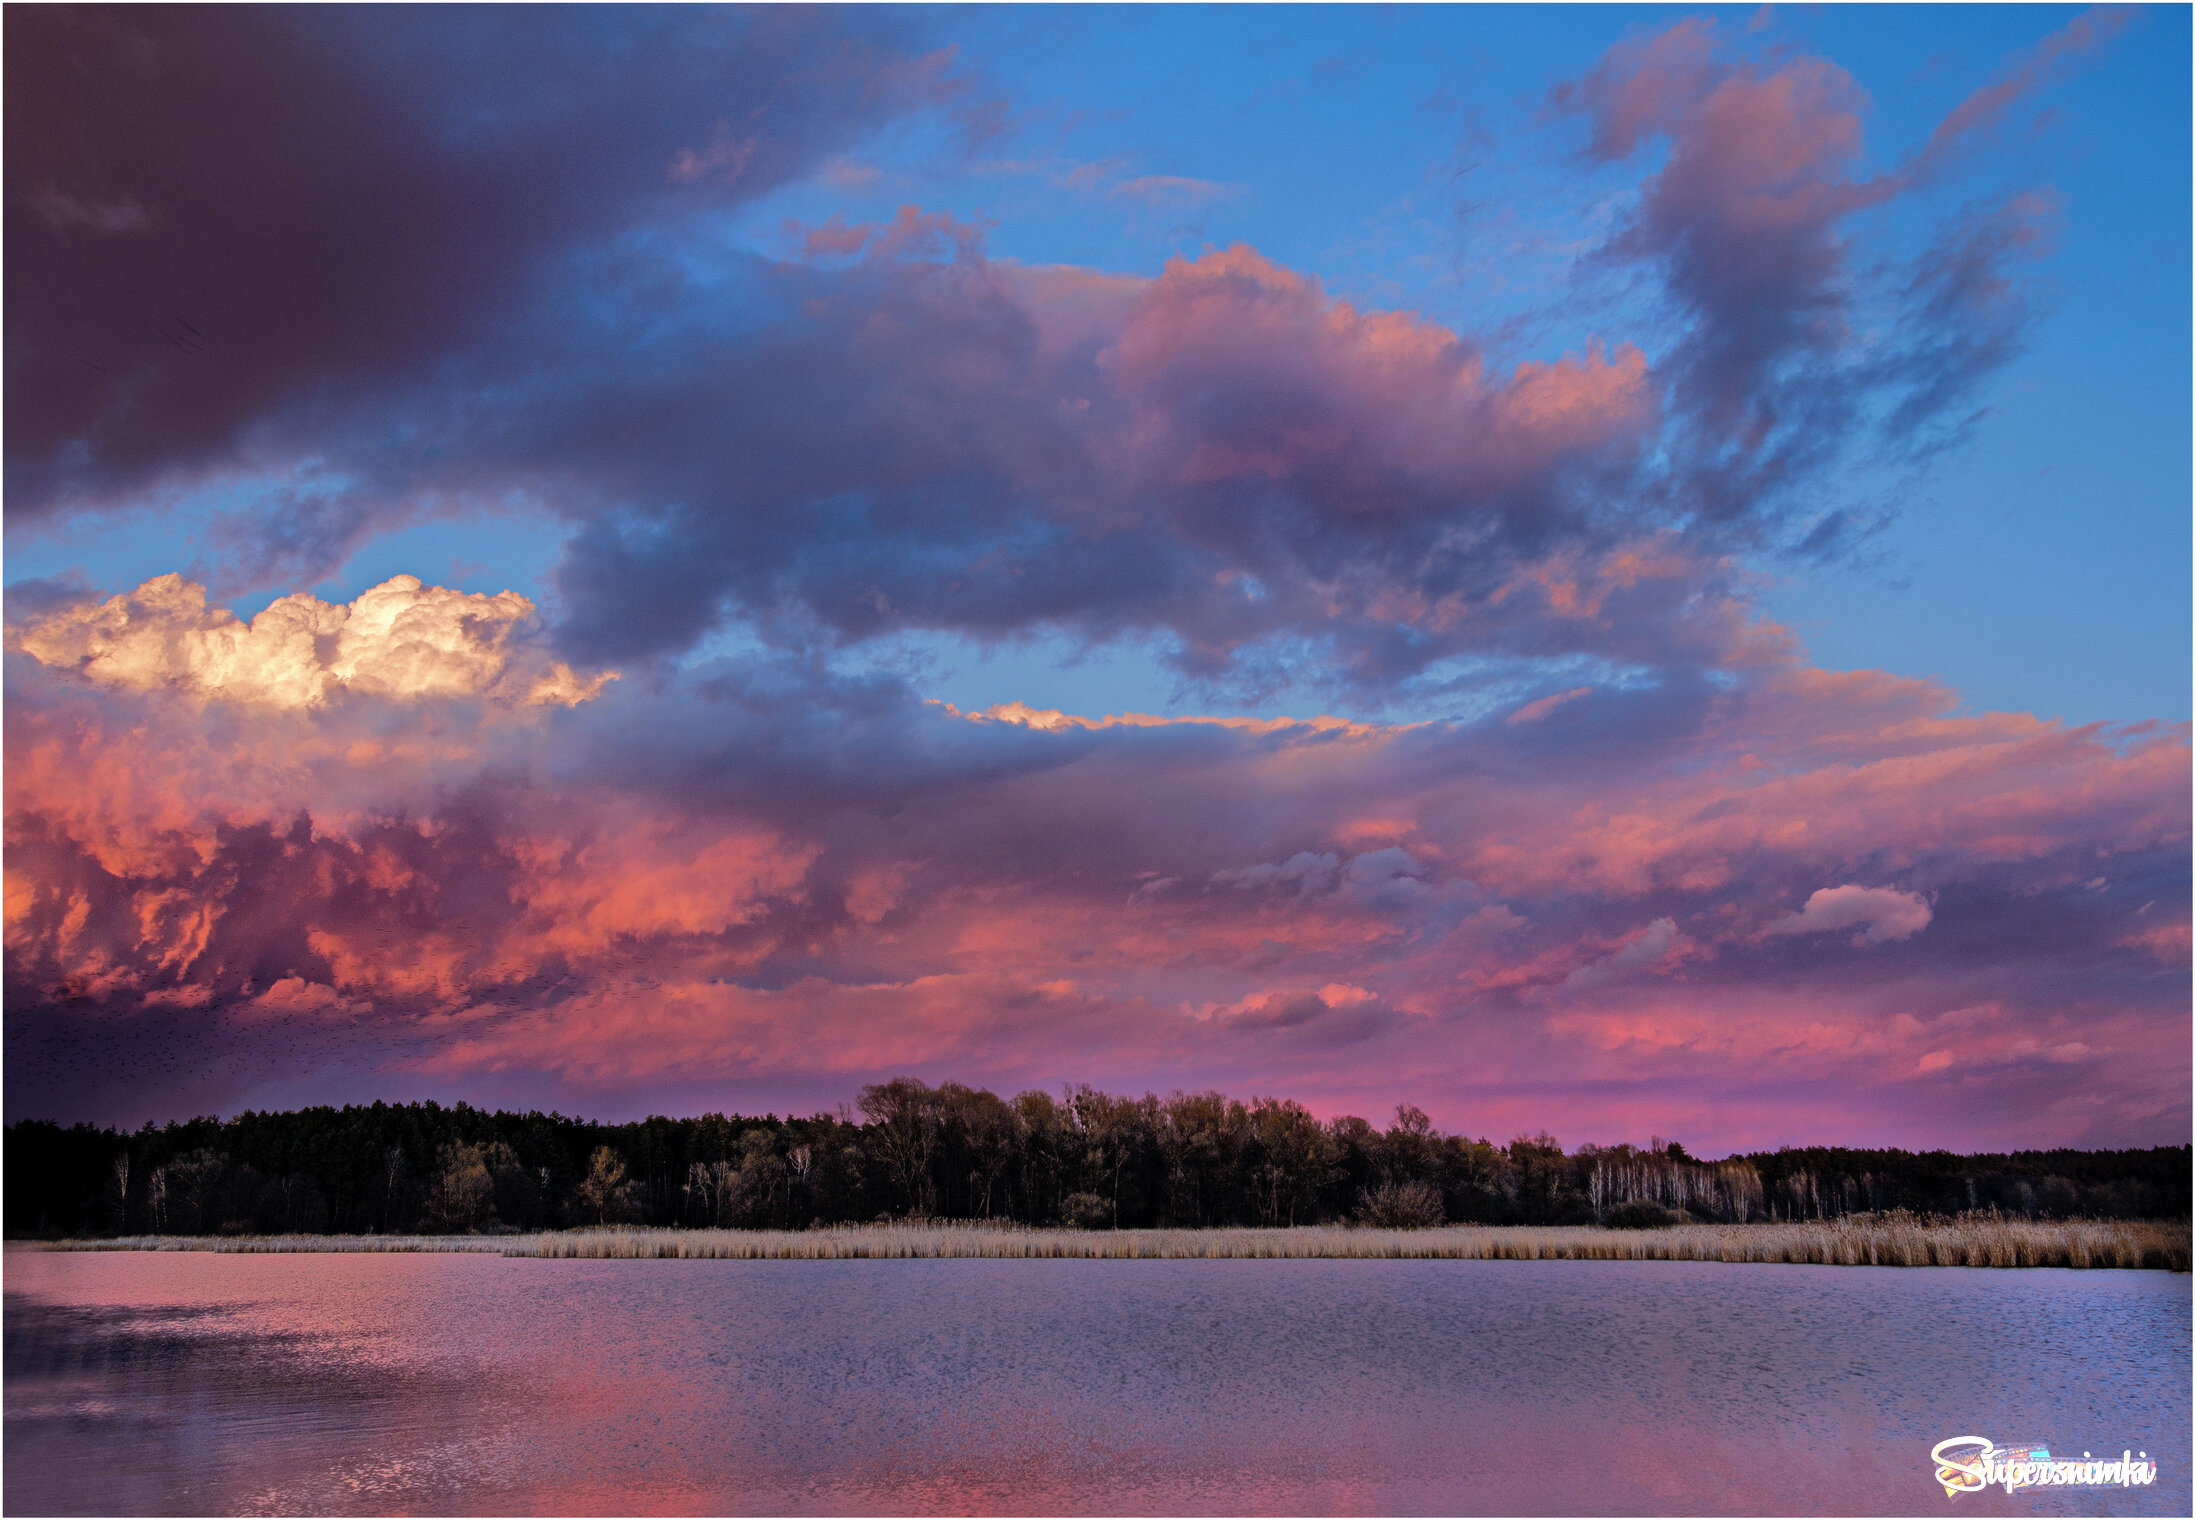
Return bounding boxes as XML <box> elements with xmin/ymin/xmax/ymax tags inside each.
<box><xmin>8</xmin><ymin>10</ymin><xmax>2118</xmax><ymax>699</ymax></box>
<box><xmin>1213</xmin><ymin>852</ymin><xmax>1342</xmax><ymax>894</ymax></box>
<box><xmin>1508</xmin><ymin>686</ymin><xmax>1593</xmax><ymax>725</ymax></box>
<box><xmin>1563</xmin><ymin>917</ymin><xmax>1693</xmax><ymax>990</ymax></box>
<box><xmin>1108</xmin><ymin>175</ymin><xmax>1244</xmax><ymax>208</ymax></box>
<box><xmin>9</xmin><ymin>1</ymin><xmax>1688</xmax><ymax>695</ymax></box>
<box><xmin>525</xmin><ymin>236</ymin><xmax>1671</xmax><ymax>692</ymax></box>
<box><xmin>1560</xmin><ymin>23</ymin><xmax>1875</xmax><ymax>383</ymax></box>
<box><xmin>29</xmin><ymin>187</ymin><xmax>154</xmax><ymax>238</ymax></box>
<box><xmin>1</xmin><ymin>15</ymin><xmax>2182</xmax><ymax>1151</ymax></box>
<box><xmin>1875</xmin><ymin>192</ymin><xmax>2055</xmax><ymax>453</ymax></box>
<box><xmin>1554</xmin><ymin>16</ymin><xmax>2111</xmax><ymax>538</ymax></box>
<box><xmin>9</xmin><ymin>573</ymin><xmax>611</xmax><ymax>710</ymax></box>
<box><xmin>1766</xmin><ymin>885</ymin><xmax>1934</xmax><ymax>946</ymax></box>
<box><xmin>26</xmin><ymin>8</ymin><xmax>2056</xmax><ymax>702</ymax></box>
<box><xmin>797</xmin><ymin>212</ymin><xmax>877</xmax><ymax>257</ymax></box>
<box><xmin>4</xmin><ymin>576</ymin><xmax>2184</xmax><ymax>1146</ymax></box>
<box><xmin>5</xmin><ymin>5</ymin><xmax>957</xmax><ymax>517</ymax></box>
<box><xmin>1915</xmin><ymin>7</ymin><xmax>2134</xmax><ymax>170</ymax></box>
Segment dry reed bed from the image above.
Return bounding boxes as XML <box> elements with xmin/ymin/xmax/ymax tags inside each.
<box><xmin>512</xmin><ymin>1217</ymin><xmax>2189</xmax><ymax>1269</ymax></box>
<box><xmin>34</xmin><ymin>1217</ymin><xmax>2180</xmax><ymax>1269</ymax></box>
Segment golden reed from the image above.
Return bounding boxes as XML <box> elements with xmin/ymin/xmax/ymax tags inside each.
<box><xmin>36</xmin><ymin>1214</ymin><xmax>2189</xmax><ymax>1270</ymax></box>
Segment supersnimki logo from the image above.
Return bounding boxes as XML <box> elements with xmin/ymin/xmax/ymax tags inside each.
<box><xmin>1931</xmin><ymin>1437</ymin><xmax>2158</xmax><ymax>1497</ymax></box>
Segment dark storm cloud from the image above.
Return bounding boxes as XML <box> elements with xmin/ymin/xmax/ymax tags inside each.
<box><xmin>6</xmin><ymin>3</ymin><xmax>954</xmax><ymax>512</ymax></box>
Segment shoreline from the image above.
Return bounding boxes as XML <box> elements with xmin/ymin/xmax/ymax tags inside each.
<box><xmin>15</xmin><ymin>1215</ymin><xmax>2188</xmax><ymax>1270</ymax></box>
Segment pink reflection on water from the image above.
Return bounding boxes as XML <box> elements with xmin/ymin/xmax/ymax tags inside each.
<box><xmin>5</xmin><ymin>1251</ymin><xmax>2186</xmax><ymax>1516</ymax></box>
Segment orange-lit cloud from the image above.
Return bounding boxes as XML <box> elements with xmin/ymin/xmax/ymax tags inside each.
<box><xmin>5</xmin><ymin>575</ymin><xmax>2185</xmax><ymax>1150</ymax></box>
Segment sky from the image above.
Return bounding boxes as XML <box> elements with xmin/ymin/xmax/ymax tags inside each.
<box><xmin>5</xmin><ymin>3</ymin><xmax>2187</xmax><ymax>1152</ymax></box>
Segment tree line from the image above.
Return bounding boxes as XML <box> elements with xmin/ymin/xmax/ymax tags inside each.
<box><xmin>6</xmin><ymin>1077</ymin><xmax>2187</xmax><ymax>1237</ymax></box>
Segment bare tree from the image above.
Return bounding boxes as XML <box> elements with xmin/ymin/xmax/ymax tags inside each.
<box><xmin>860</xmin><ymin>1078</ymin><xmax>940</xmax><ymax>1216</ymax></box>
<box><xmin>379</xmin><ymin>1146</ymin><xmax>407</xmax><ymax>1232</ymax></box>
<box><xmin>105</xmin><ymin>1152</ymin><xmax>131</xmax><ymax>1234</ymax></box>
<box><xmin>145</xmin><ymin>1163</ymin><xmax>168</xmax><ymax>1234</ymax></box>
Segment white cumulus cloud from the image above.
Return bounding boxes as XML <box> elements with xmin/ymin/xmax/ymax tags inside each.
<box><xmin>11</xmin><ymin>572</ymin><xmax>613</xmax><ymax>710</ymax></box>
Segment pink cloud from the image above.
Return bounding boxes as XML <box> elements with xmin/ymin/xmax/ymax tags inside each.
<box><xmin>1918</xmin><ymin>7</ymin><xmax>2134</xmax><ymax>171</ymax></box>
<box><xmin>1550</xmin><ymin>15</ymin><xmax>2102</xmax><ymax>510</ymax></box>
<box><xmin>6</xmin><ymin>575</ymin><xmax>2186</xmax><ymax>1149</ymax></box>
<box><xmin>1097</xmin><ymin>245</ymin><xmax>1653</xmax><ymax>505</ymax></box>
<box><xmin>1766</xmin><ymin>885</ymin><xmax>1934</xmax><ymax>946</ymax></box>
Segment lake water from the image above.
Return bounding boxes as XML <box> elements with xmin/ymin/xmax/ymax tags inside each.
<box><xmin>4</xmin><ymin>1251</ymin><xmax>2187</xmax><ymax>1516</ymax></box>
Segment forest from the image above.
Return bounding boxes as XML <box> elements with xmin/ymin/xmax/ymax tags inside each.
<box><xmin>7</xmin><ymin>1078</ymin><xmax>2188</xmax><ymax>1237</ymax></box>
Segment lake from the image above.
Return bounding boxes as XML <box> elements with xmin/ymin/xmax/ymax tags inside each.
<box><xmin>4</xmin><ymin>1250</ymin><xmax>2186</xmax><ymax>1515</ymax></box>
